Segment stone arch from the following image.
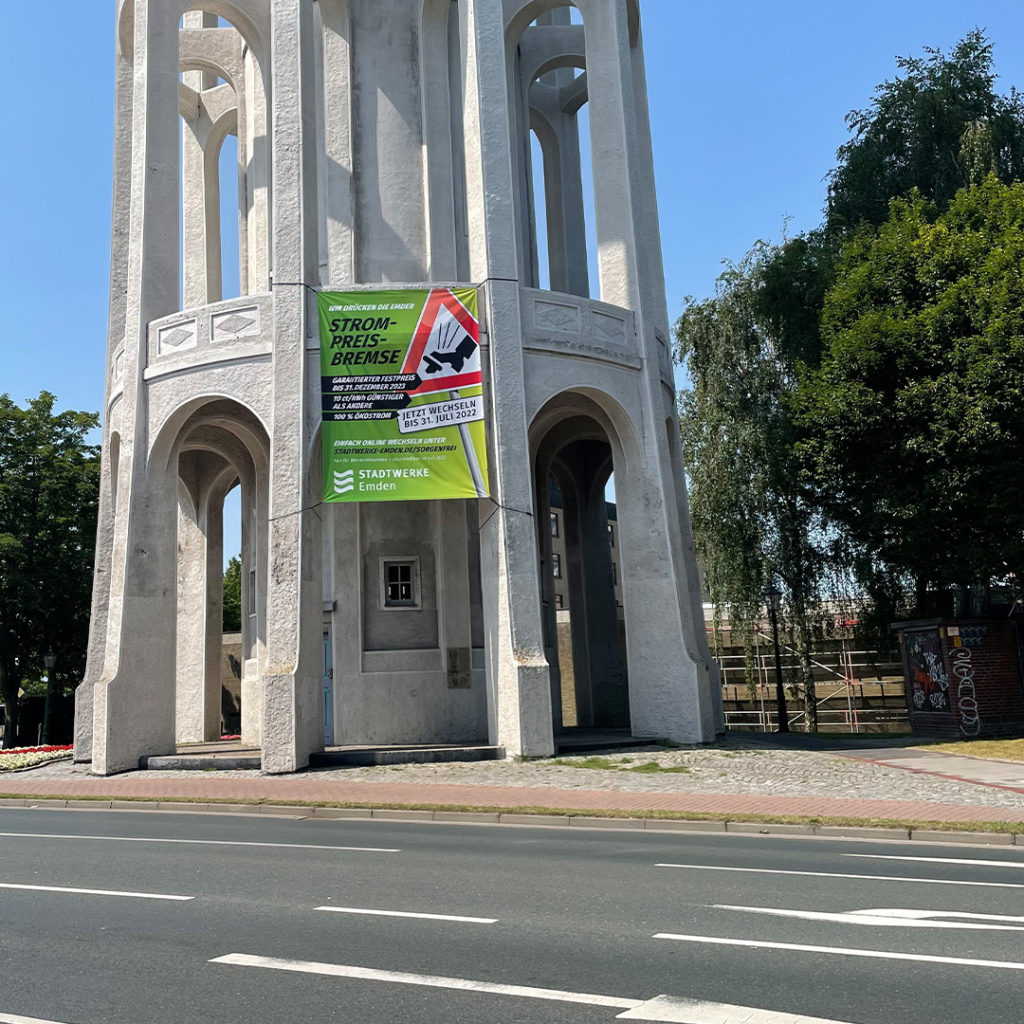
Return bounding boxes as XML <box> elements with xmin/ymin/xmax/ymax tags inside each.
<box><xmin>529</xmin><ymin>388</ymin><xmax>635</xmax><ymax>733</ymax></box>
<box><xmin>119</xmin><ymin>0</ymin><xmax>269</xmax><ymax>64</ymax></box>
<box><xmin>148</xmin><ymin>396</ymin><xmax>270</xmax><ymax>747</ymax></box>
<box><xmin>507</xmin><ymin>2</ymin><xmax>591</xmax><ymax>295</ymax></box>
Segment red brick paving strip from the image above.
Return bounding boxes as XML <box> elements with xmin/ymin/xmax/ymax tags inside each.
<box><xmin>0</xmin><ymin>775</ymin><xmax>1021</xmax><ymax>823</ymax></box>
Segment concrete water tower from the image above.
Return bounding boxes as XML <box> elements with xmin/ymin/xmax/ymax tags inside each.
<box><xmin>76</xmin><ymin>0</ymin><xmax>722</xmax><ymax>775</ymax></box>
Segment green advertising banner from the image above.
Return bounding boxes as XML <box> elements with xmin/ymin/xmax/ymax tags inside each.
<box><xmin>319</xmin><ymin>288</ymin><xmax>489</xmax><ymax>503</ymax></box>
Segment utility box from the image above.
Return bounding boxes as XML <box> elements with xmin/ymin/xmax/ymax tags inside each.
<box><xmin>893</xmin><ymin>618</ymin><xmax>1024</xmax><ymax>738</ymax></box>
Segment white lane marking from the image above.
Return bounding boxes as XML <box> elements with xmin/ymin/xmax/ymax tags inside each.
<box><xmin>0</xmin><ymin>1014</ymin><xmax>78</xmax><ymax>1024</ymax></box>
<box><xmin>653</xmin><ymin>932</ymin><xmax>1024</xmax><ymax>970</ymax></box>
<box><xmin>655</xmin><ymin>863</ymin><xmax>1024</xmax><ymax>889</ymax></box>
<box><xmin>0</xmin><ymin>832</ymin><xmax>398</xmax><ymax>854</ymax></box>
<box><xmin>617</xmin><ymin>994</ymin><xmax>862</xmax><ymax>1023</ymax></box>
<box><xmin>209</xmin><ymin>953</ymin><xmax>641</xmax><ymax>1010</ymax></box>
<box><xmin>0</xmin><ymin>882</ymin><xmax>192</xmax><ymax>902</ymax></box>
<box><xmin>854</xmin><ymin>908</ymin><xmax>1024</xmax><ymax>922</ymax></box>
<box><xmin>847</xmin><ymin>853</ymin><xmax>1024</xmax><ymax>870</ymax></box>
<box><xmin>315</xmin><ymin>906</ymin><xmax>497</xmax><ymax>924</ymax></box>
<box><xmin>211</xmin><ymin>955</ymin><xmax>864</xmax><ymax>1024</ymax></box>
<box><xmin>713</xmin><ymin>903</ymin><xmax>1024</xmax><ymax>932</ymax></box>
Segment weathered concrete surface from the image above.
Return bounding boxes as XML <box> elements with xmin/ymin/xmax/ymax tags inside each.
<box><xmin>79</xmin><ymin>0</ymin><xmax>720</xmax><ymax>774</ymax></box>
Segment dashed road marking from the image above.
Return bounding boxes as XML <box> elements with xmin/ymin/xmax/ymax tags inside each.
<box><xmin>0</xmin><ymin>831</ymin><xmax>399</xmax><ymax>853</ymax></box>
<box><xmin>210</xmin><ymin>954</ymin><xmax>866</xmax><ymax>1022</ymax></box>
<box><xmin>847</xmin><ymin>853</ymin><xmax>1024</xmax><ymax>870</ymax></box>
<box><xmin>209</xmin><ymin>954</ymin><xmax>640</xmax><ymax>1010</ymax></box>
<box><xmin>315</xmin><ymin>905</ymin><xmax>496</xmax><ymax>923</ymax></box>
<box><xmin>655</xmin><ymin>862</ymin><xmax>1024</xmax><ymax>889</ymax></box>
<box><xmin>654</xmin><ymin>932</ymin><xmax>1024</xmax><ymax>970</ymax></box>
<box><xmin>713</xmin><ymin>903</ymin><xmax>1024</xmax><ymax>931</ymax></box>
<box><xmin>0</xmin><ymin>882</ymin><xmax>192</xmax><ymax>901</ymax></box>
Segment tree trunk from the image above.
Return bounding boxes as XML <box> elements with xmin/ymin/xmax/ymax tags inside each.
<box><xmin>0</xmin><ymin>656</ymin><xmax>19</xmax><ymax>749</ymax></box>
<box><xmin>914</xmin><ymin>575</ymin><xmax>928</xmax><ymax>617</ymax></box>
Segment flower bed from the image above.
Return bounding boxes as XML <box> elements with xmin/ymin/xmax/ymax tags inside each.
<box><xmin>0</xmin><ymin>744</ymin><xmax>73</xmax><ymax>771</ymax></box>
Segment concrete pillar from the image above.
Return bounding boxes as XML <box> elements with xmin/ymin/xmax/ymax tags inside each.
<box><xmin>349</xmin><ymin>0</ymin><xmax>427</xmax><ymax>283</ymax></box>
<box><xmin>91</xmin><ymin>0</ymin><xmax>182</xmax><ymax>775</ymax></box>
<box><xmin>318</xmin><ymin>0</ymin><xmax>354</xmax><ymax>285</ymax></box>
<box><xmin>575</xmin><ymin>0</ymin><xmax>721</xmax><ymax>739</ymax></box>
<box><xmin>75</xmin><ymin>37</ymin><xmax>135</xmax><ymax>762</ymax></box>
<box><xmin>260</xmin><ymin>0</ymin><xmax>324</xmax><ymax>774</ymax></box>
<box><xmin>182</xmin><ymin>12</ymin><xmax>219</xmax><ymax>308</ymax></box>
<box><xmin>244</xmin><ymin>46</ymin><xmax>270</xmax><ymax>293</ymax></box>
<box><xmin>461</xmin><ymin>0</ymin><xmax>553</xmax><ymax>757</ymax></box>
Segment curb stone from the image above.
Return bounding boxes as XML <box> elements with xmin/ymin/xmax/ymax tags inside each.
<box><xmin>0</xmin><ymin>796</ymin><xmax>1019</xmax><ymax>847</ymax></box>
<box><xmin>909</xmin><ymin>829</ymin><xmax>1014</xmax><ymax>845</ymax></box>
<box><xmin>726</xmin><ymin>822</ymin><xmax>815</xmax><ymax>835</ymax></box>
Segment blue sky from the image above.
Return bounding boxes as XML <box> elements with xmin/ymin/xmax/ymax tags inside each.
<box><xmin>3</xmin><ymin>2</ymin><xmax>1024</xmax><ymax>522</ymax></box>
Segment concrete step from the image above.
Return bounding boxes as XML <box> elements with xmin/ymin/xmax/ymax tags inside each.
<box><xmin>555</xmin><ymin>730</ymin><xmax>665</xmax><ymax>754</ymax></box>
<box><xmin>140</xmin><ymin>754</ymin><xmax>262</xmax><ymax>770</ymax></box>
<box><xmin>309</xmin><ymin>745</ymin><xmax>504</xmax><ymax>768</ymax></box>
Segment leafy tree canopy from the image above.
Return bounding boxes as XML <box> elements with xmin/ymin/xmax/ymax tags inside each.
<box><xmin>223</xmin><ymin>555</ymin><xmax>242</xmax><ymax>633</ymax></box>
<box><xmin>828</xmin><ymin>30</ymin><xmax>1024</xmax><ymax>231</ymax></box>
<box><xmin>0</xmin><ymin>393</ymin><xmax>99</xmax><ymax>746</ymax></box>
<box><xmin>796</xmin><ymin>177</ymin><xmax>1024</xmax><ymax>596</ymax></box>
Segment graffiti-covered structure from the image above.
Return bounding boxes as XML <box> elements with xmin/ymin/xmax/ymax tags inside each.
<box><xmin>74</xmin><ymin>0</ymin><xmax>721</xmax><ymax>775</ymax></box>
<box><xmin>896</xmin><ymin>619</ymin><xmax>1024</xmax><ymax>738</ymax></box>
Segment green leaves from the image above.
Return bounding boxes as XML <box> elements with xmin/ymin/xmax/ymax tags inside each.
<box><xmin>0</xmin><ymin>392</ymin><xmax>99</xmax><ymax>744</ymax></box>
<box><xmin>828</xmin><ymin>30</ymin><xmax>1024</xmax><ymax>233</ymax></box>
<box><xmin>798</xmin><ymin>178</ymin><xmax>1024</xmax><ymax>592</ymax></box>
<box><xmin>223</xmin><ymin>555</ymin><xmax>242</xmax><ymax>633</ymax></box>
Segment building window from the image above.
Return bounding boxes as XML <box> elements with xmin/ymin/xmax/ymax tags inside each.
<box><xmin>550</xmin><ymin>512</ymin><xmax>559</xmax><ymax>537</ymax></box>
<box><xmin>608</xmin><ymin>524</ymin><xmax>615</xmax><ymax>548</ymax></box>
<box><xmin>248</xmin><ymin>569</ymin><xmax>256</xmax><ymax>615</ymax></box>
<box><xmin>380</xmin><ymin>558</ymin><xmax>420</xmax><ymax>609</ymax></box>
<box><xmin>554</xmin><ymin>593</ymin><xmax>564</xmax><ymax>610</ymax></box>
<box><xmin>610</xmin><ymin>562</ymin><xmax>617</xmax><ymax>585</ymax></box>
<box><xmin>552</xmin><ymin>553</ymin><xmax>562</xmax><ymax>578</ymax></box>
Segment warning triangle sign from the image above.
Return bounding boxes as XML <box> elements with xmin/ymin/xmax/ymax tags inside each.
<box><xmin>402</xmin><ymin>289</ymin><xmax>481</xmax><ymax>395</ymax></box>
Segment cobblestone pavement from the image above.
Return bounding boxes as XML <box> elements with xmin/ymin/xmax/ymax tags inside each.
<box><xmin>16</xmin><ymin>740</ymin><xmax>1024</xmax><ymax>810</ymax></box>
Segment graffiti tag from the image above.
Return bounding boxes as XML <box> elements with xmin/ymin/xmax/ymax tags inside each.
<box><xmin>952</xmin><ymin>646</ymin><xmax>982</xmax><ymax>737</ymax></box>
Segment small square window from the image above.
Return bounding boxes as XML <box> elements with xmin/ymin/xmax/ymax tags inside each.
<box><xmin>554</xmin><ymin>593</ymin><xmax>564</xmax><ymax>610</ymax></box>
<box><xmin>385</xmin><ymin>562</ymin><xmax>415</xmax><ymax>605</ymax></box>
<box><xmin>552</xmin><ymin>552</ymin><xmax>562</xmax><ymax>579</ymax></box>
<box><xmin>380</xmin><ymin>558</ymin><xmax>421</xmax><ymax>609</ymax></box>
<box><xmin>550</xmin><ymin>512</ymin><xmax>559</xmax><ymax>537</ymax></box>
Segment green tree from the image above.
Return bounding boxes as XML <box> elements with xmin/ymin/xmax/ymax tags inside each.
<box><xmin>223</xmin><ymin>555</ymin><xmax>242</xmax><ymax>633</ymax></box>
<box><xmin>676</xmin><ymin>241</ymin><xmax>842</xmax><ymax>730</ymax></box>
<box><xmin>0</xmin><ymin>393</ymin><xmax>99</xmax><ymax>746</ymax></box>
<box><xmin>827</xmin><ymin>30</ymin><xmax>1024</xmax><ymax>231</ymax></box>
<box><xmin>797</xmin><ymin>178</ymin><xmax>1024</xmax><ymax>606</ymax></box>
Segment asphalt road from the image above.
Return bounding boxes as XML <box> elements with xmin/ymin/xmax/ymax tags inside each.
<box><xmin>0</xmin><ymin>808</ymin><xmax>1022</xmax><ymax>1023</ymax></box>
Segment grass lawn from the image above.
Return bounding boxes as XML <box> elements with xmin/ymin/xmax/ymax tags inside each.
<box><xmin>920</xmin><ymin>738</ymin><xmax>1024</xmax><ymax>763</ymax></box>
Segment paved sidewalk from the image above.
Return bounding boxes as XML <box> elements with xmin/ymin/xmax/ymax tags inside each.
<box><xmin>835</xmin><ymin>745</ymin><xmax>1024</xmax><ymax>791</ymax></box>
<box><xmin>1</xmin><ymin>766</ymin><xmax>1023</xmax><ymax>825</ymax></box>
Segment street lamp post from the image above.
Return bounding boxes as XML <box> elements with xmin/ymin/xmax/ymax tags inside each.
<box><xmin>762</xmin><ymin>588</ymin><xmax>789</xmax><ymax>733</ymax></box>
<box><xmin>41</xmin><ymin>649</ymin><xmax>56</xmax><ymax>745</ymax></box>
